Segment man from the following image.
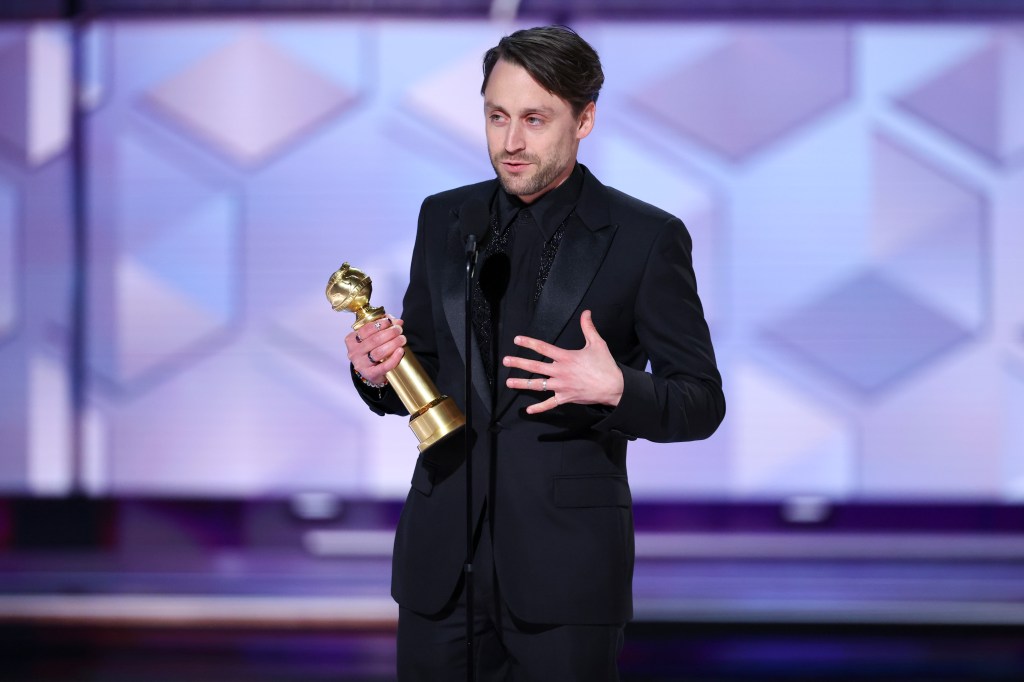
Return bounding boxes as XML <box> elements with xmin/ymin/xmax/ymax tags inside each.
<box><xmin>346</xmin><ymin>25</ymin><xmax>724</xmax><ymax>681</ymax></box>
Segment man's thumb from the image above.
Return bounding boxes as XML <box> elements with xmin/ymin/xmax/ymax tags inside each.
<box><xmin>581</xmin><ymin>310</ymin><xmax>601</xmax><ymax>343</ymax></box>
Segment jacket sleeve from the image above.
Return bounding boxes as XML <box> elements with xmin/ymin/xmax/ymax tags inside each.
<box><xmin>594</xmin><ymin>216</ymin><xmax>725</xmax><ymax>443</ymax></box>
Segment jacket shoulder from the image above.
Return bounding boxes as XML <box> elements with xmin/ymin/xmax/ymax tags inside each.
<box><xmin>603</xmin><ymin>185</ymin><xmax>681</xmax><ymax>228</ymax></box>
<box><xmin>578</xmin><ymin>166</ymin><xmax>682</xmax><ymax>235</ymax></box>
<box><xmin>422</xmin><ymin>179</ymin><xmax>496</xmax><ymax>213</ymax></box>
<box><xmin>595</xmin><ymin>181</ymin><xmax>693</xmax><ymax>254</ymax></box>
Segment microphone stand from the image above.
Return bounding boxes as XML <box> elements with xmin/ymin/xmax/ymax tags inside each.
<box><xmin>463</xmin><ymin>234</ymin><xmax>479</xmax><ymax>682</ymax></box>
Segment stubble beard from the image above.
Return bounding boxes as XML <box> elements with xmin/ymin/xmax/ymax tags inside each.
<box><xmin>491</xmin><ymin>150</ymin><xmax>571</xmax><ymax>200</ymax></box>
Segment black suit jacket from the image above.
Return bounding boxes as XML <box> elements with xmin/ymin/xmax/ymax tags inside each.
<box><xmin>355</xmin><ymin>165</ymin><xmax>724</xmax><ymax>625</ymax></box>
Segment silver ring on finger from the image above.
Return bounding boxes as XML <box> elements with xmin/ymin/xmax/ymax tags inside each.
<box><xmin>542</xmin><ymin>379</ymin><xmax>548</xmax><ymax>391</ymax></box>
<box><xmin>374</xmin><ymin>320</ymin><xmax>383</xmax><ymax>331</ymax></box>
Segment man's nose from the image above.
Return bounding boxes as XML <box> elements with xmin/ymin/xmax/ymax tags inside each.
<box><xmin>504</xmin><ymin>123</ymin><xmax>525</xmax><ymax>154</ymax></box>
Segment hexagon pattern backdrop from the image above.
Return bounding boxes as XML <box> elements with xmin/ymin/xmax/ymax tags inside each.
<box><xmin>1</xmin><ymin>19</ymin><xmax>1023</xmax><ymax>500</ymax></box>
<box><xmin>0</xmin><ymin>23</ymin><xmax>75</xmax><ymax>495</ymax></box>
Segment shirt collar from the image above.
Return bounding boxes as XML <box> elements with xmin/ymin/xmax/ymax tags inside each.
<box><xmin>496</xmin><ymin>162</ymin><xmax>584</xmax><ymax>241</ymax></box>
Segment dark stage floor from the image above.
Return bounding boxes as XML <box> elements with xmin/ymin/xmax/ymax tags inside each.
<box><xmin>3</xmin><ymin>621</ymin><xmax>1023</xmax><ymax>681</ymax></box>
<box><xmin>3</xmin><ymin>530</ymin><xmax>1024</xmax><ymax>681</ymax></box>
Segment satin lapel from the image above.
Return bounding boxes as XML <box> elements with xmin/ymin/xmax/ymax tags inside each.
<box><xmin>441</xmin><ymin>207</ymin><xmax>493</xmax><ymax>412</ymax></box>
<box><xmin>495</xmin><ymin>213</ymin><xmax>618</xmax><ymax>418</ymax></box>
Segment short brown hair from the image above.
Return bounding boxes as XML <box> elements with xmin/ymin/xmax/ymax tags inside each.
<box><xmin>481</xmin><ymin>25</ymin><xmax>604</xmax><ymax>116</ymax></box>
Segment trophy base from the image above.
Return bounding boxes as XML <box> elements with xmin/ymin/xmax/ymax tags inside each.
<box><xmin>409</xmin><ymin>395</ymin><xmax>466</xmax><ymax>453</ymax></box>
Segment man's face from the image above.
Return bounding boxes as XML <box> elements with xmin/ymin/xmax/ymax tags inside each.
<box><xmin>483</xmin><ymin>59</ymin><xmax>594</xmax><ymax>204</ymax></box>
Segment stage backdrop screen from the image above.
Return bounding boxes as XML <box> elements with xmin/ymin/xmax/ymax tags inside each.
<box><xmin>1</xmin><ymin>18</ymin><xmax>1023</xmax><ymax>500</ymax></box>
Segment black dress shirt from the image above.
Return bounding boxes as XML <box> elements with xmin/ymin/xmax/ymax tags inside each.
<box><xmin>474</xmin><ymin>164</ymin><xmax>585</xmax><ymax>394</ymax></box>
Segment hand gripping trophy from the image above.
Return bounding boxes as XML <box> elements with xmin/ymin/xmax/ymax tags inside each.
<box><xmin>326</xmin><ymin>263</ymin><xmax>465</xmax><ymax>452</ymax></box>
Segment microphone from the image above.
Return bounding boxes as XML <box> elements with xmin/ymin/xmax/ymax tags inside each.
<box><xmin>479</xmin><ymin>253</ymin><xmax>510</xmax><ymax>307</ymax></box>
<box><xmin>460</xmin><ymin>198</ymin><xmax>490</xmax><ymax>261</ymax></box>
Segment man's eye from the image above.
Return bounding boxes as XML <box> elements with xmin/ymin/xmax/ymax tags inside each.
<box><xmin>526</xmin><ymin>117</ymin><xmax>543</xmax><ymax>125</ymax></box>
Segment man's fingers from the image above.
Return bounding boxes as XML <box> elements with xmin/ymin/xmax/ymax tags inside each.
<box><xmin>349</xmin><ymin>332</ymin><xmax>406</xmax><ymax>365</ymax></box>
<box><xmin>505</xmin><ymin>376</ymin><xmax>552</xmax><ymax>391</ymax></box>
<box><xmin>373</xmin><ymin>334</ymin><xmax>407</xmax><ymax>362</ymax></box>
<box><xmin>502</xmin><ymin>356</ymin><xmax>552</xmax><ymax>375</ymax></box>
<box><xmin>358</xmin><ymin>345</ymin><xmax>403</xmax><ymax>384</ymax></box>
<box><xmin>351</xmin><ymin>318</ymin><xmax>401</xmax><ymax>347</ymax></box>
<box><xmin>525</xmin><ymin>396</ymin><xmax>559</xmax><ymax>415</ymax></box>
<box><xmin>350</xmin><ymin>316</ymin><xmax>406</xmax><ymax>382</ymax></box>
<box><xmin>347</xmin><ymin>324</ymin><xmax>402</xmax><ymax>353</ymax></box>
<box><xmin>512</xmin><ymin>334</ymin><xmax>563</xmax><ymax>360</ymax></box>
<box><xmin>377</xmin><ymin>347</ymin><xmax>403</xmax><ymax>374</ymax></box>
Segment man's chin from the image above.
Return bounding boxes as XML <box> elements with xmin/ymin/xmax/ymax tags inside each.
<box><xmin>496</xmin><ymin>173</ymin><xmax>537</xmax><ymax>198</ymax></box>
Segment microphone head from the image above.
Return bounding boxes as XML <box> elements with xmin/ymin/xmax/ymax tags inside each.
<box><xmin>479</xmin><ymin>252</ymin><xmax>511</xmax><ymax>305</ymax></box>
<box><xmin>460</xmin><ymin>198</ymin><xmax>490</xmax><ymax>243</ymax></box>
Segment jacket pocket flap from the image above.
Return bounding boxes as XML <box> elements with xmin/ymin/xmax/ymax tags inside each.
<box><xmin>553</xmin><ymin>475</ymin><xmax>630</xmax><ymax>508</ymax></box>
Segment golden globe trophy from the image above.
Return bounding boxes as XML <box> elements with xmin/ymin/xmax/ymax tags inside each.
<box><xmin>326</xmin><ymin>262</ymin><xmax>465</xmax><ymax>452</ymax></box>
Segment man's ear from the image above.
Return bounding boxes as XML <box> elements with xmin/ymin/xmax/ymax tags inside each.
<box><xmin>576</xmin><ymin>101</ymin><xmax>596</xmax><ymax>140</ymax></box>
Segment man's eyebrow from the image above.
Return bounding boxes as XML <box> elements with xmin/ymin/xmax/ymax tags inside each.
<box><xmin>484</xmin><ymin>101</ymin><xmax>556</xmax><ymax>116</ymax></box>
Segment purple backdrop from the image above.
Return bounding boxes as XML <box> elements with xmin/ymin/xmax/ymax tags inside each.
<box><xmin>0</xmin><ymin>19</ymin><xmax>1023</xmax><ymax>501</ymax></box>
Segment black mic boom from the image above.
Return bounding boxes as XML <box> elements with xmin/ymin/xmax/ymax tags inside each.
<box><xmin>460</xmin><ymin>198</ymin><xmax>490</xmax><ymax>255</ymax></box>
<box><xmin>457</xmin><ymin>197</ymin><xmax>490</xmax><ymax>682</ymax></box>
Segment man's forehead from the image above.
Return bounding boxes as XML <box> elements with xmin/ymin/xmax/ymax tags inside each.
<box><xmin>485</xmin><ymin>60</ymin><xmax>568</xmax><ymax>98</ymax></box>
